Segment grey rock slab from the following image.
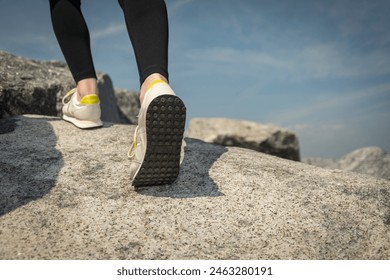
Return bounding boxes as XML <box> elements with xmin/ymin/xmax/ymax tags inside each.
<box><xmin>0</xmin><ymin>51</ymin><xmax>73</xmax><ymax>118</ymax></box>
<box><xmin>187</xmin><ymin>118</ymin><xmax>300</xmax><ymax>161</ymax></box>
<box><xmin>96</xmin><ymin>73</ymin><xmax>122</xmax><ymax>123</ymax></box>
<box><xmin>0</xmin><ymin>50</ymin><xmax>135</xmax><ymax>124</ymax></box>
<box><xmin>0</xmin><ymin>115</ymin><xmax>389</xmax><ymax>259</ymax></box>
<box><xmin>303</xmin><ymin>146</ymin><xmax>390</xmax><ymax>180</ymax></box>
<box><xmin>114</xmin><ymin>88</ymin><xmax>140</xmax><ymax>125</ymax></box>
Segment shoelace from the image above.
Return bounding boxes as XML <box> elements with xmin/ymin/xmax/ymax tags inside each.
<box><xmin>127</xmin><ymin>126</ymin><xmax>139</xmax><ymax>159</ymax></box>
<box><xmin>62</xmin><ymin>88</ymin><xmax>77</xmax><ymax>104</ymax></box>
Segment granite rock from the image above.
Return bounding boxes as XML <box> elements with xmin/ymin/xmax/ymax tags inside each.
<box><xmin>188</xmin><ymin>118</ymin><xmax>300</xmax><ymax>161</ymax></box>
<box><xmin>0</xmin><ymin>50</ymin><xmax>137</xmax><ymax>124</ymax></box>
<box><xmin>114</xmin><ymin>88</ymin><xmax>140</xmax><ymax>124</ymax></box>
<box><xmin>0</xmin><ymin>115</ymin><xmax>389</xmax><ymax>259</ymax></box>
<box><xmin>96</xmin><ymin>73</ymin><xmax>121</xmax><ymax>123</ymax></box>
<box><xmin>303</xmin><ymin>146</ymin><xmax>390</xmax><ymax>180</ymax></box>
<box><xmin>0</xmin><ymin>50</ymin><xmax>73</xmax><ymax>118</ymax></box>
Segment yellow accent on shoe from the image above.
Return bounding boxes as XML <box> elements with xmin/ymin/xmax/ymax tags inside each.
<box><xmin>128</xmin><ymin>140</ymin><xmax>137</xmax><ymax>159</ymax></box>
<box><xmin>146</xmin><ymin>79</ymin><xmax>167</xmax><ymax>91</ymax></box>
<box><xmin>128</xmin><ymin>126</ymin><xmax>139</xmax><ymax>158</ymax></box>
<box><xmin>79</xmin><ymin>94</ymin><xmax>100</xmax><ymax>105</ymax></box>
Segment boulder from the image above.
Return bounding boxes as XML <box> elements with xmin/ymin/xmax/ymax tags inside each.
<box><xmin>0</xmin><ymin>50</ymin><xmax>137</xmax><ymax>124</ymax></box>
<box><xmin>303</xmin><ymin>146</ymin><xmax>390</xmax><ymax>180</ymax></box>
<box><xmin>1</xmin><ymin>115</ymin><xmax>389</xmax><ymax>259</ymax></box>
<box><xmin>187</xmin><ymin>118</ymin><xmax>300</xmax><ymax>161</ymax></box>
<box><xmin>0</xmin><ymin>50</ymin><xmax>73</xmax><ymax>118</ymax></box>
<box><xmin>96</xmin><ymin>73</ymin><xmax>121</xmax><ymax>123</ymax></box>
<box><xmin>114</xmin><ymin>88</ymin><xmax>140</xmax><ymax>124</ymax></box>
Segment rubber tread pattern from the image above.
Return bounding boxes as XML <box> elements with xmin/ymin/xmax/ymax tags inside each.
<box><xmin>133</xmin><ymin>94</ymin><xmax>186</xmax><ymax>188</ymax></box>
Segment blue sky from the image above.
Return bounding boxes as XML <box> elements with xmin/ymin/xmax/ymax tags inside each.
<box><xmin>1</xmin><ymin>0</ymin><xmax>389</xmax><ymax>157</ymax></box>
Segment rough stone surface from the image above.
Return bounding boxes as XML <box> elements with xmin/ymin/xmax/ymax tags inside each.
<box><xmin>96</xmin><ymin>73</ymin><xmax>121</xmax><ymax>123</ymax></box>
<box><xmin>114</xmin><ymin>88</ymin><xmax>140</xmax><ymax>124</ymax></box>
<box><xmin>303</xmin><ymin>146</ymin><xmax>390</xmax><ymax>180</ymax></box>
<box><xmin>188</xmin><ymin>118</ymin><xmax>300</xmax><ymax>161</ymax></box>
<box><xmin>1</xmin><ymin>115</ymin><xmax>389</xmax><ymax>260</ymax></box>
<box><xmin>302</xmin><ymin>158</ymin><xmax>339</xmax><ymax>169</ymax></box>
<box><xmin>0</xmin><ymin>51</ymin><xmax>73</xmax><ymax>118</ymax></box>
<box><xmin>0</xmin><ymin>50</ymin><xmax>138</xmax><ymax>124</ymax></box>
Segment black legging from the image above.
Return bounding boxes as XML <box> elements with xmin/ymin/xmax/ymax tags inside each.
<box><xmin>49</xmin><ymin>0</ymin><xmax>169</xmax><ymax>85</ymax></box>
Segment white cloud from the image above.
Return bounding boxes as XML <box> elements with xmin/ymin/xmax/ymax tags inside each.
<box><xmin>185</xmin><ymin>41</ymin><xmax>390</xmax><ymax>83</ymax></box>
<box><xmin>295</xmin><ymin>44</ymin><xmax>390</xmax><ymax>79</ymax></box>
<box><xmin>273</xmin><ymin>82</ymin><xmax>390</xmax><ymax>125</ymax></box>
<box><xmin>90</xmin><ymin>23</ymin><xmax>126</xmax><ymax>41</ymax></box>
<box><xmin>169</xmin><ymin>0</ymin><xmax>195</xmax><ymax>13</ymax></box>
<box><xmin>186</xmin><ymin>47</ymin><xmax>292</xmax><ymax>70</ymax></box>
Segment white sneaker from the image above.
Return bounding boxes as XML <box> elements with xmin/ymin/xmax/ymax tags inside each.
<box><xmin>62</xmin><ymin>88</ymin><xmax>103</xmax><ymax>129</ymax></box>
<box><xmin>128</xmin><ymin>80</ymin><xmax>186</xmax><ymax>188</ymax></box>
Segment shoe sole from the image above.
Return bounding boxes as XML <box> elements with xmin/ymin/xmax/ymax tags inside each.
<box><xmin>63</xmin><ymin>115</ymin><xmax>103</xmax><ymax>129</ymax></box>
<box><xmin>133</xmin><ymin>94</ymin><xmax>186</xmax><ymax>188</ymax></box>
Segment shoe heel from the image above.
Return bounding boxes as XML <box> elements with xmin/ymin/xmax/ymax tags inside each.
<box><xmin>133</xmin><ymin>95</ymin><xmax>186</xmax><ymax>187</ymax></box>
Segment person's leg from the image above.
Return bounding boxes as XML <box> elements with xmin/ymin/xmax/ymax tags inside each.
<box><xmin>49</xmin><ymin>0</ymin><xmax>97</xmax><ymax>100</ymax></box>
<box><xmin>50</xmin><ymin>0</ymin><xmax>102</xmax><ymax>128</ymax></box>
<box><xmin>120</xmin><ymin>0</ymin><xmax>186</xmax><ymax>187</ymax></box>
<box><xmin>118</xmin><ymin>0</ymin><xmax>169</xmax><ymax>104</ymax></box>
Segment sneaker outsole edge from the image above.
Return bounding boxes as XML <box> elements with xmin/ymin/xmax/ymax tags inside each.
<box><xmin>132</xmin><ymin>94</ymin><xmax>186</xmax><ymax>188</ymax></box>
<box><xmin>63</xmin><ymin>114</ymin><xmax>103</xmax><ymax>129</ymax></box>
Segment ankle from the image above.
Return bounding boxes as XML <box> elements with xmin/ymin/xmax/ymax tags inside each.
<box><xmin>140</xmin><ymin>73</ymin><xmax>168</xmax><ymax>105</ymax></box>
<box><xmin>76</xmin><ymin>78</ymin><xmax>98</xmax><ymax>101</ymax></box>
